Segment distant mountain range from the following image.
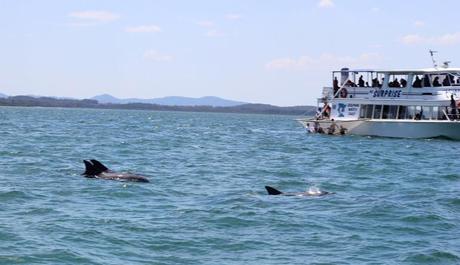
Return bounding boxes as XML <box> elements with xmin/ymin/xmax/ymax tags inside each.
<box><xmin>0</xmin><ymin>95</ymin><xmax>316</xmax><ymax>116</ymax></box>
<box><xmin>91</xmin><ymin>94</ymin><xmax>247</xmax><ymax>107</ymax></box>
<box><xmin>0</xmin><ymin>92</ymin><xmax>316</xmax><ymax>115</ymax></box>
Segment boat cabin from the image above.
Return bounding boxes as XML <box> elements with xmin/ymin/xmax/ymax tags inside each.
<box><xmin>319</xmin><ymin>67</ymin><xmax>460</xmax><ymax>121</ymax></box>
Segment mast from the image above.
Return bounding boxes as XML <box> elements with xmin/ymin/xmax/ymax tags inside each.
<box><xmin>429</xmin><ymin>50</ymin><xmax>438</xmax><ymax>68</ymax></box>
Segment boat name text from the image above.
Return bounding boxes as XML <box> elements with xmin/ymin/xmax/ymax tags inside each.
<box><xmin>370</xmin><ymin>89</ymin><xmax>402</xmax><ymax>98</ymax></box>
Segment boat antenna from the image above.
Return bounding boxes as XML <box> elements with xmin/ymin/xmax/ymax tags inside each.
<box><xmin>429</xmin><ymin>50</ymin><xmax>438</xmax><ymax>68</ymax></box>
<box><xmin>442</xmin><ymin>61</ymin><xmax>451</xmax><ymax>68</ymax></box>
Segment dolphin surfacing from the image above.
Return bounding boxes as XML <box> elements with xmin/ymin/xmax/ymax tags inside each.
<box><xmin>265</xmin><ymin>186</ymin><xmax>332</xmax><ymax>197</ymax></box>
<box><xmin>82</xmin><ymin>159</ymin><xmax>149</xmax><ymax>183</ymax></box>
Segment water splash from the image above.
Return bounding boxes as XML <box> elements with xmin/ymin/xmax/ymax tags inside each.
<box><xmin>306</xmin><ymin>186</ymin><xmax>322</xmax><ymax>195</ymax></box>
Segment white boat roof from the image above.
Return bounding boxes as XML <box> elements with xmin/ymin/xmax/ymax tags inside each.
<box><xmin>336</xmin><ymin>68</ymin><xmax>460</xmax><ymax>74</ymax></box>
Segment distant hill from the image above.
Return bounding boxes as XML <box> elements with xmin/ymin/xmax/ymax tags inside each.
<box><xmin>0</xmin><ymin>95</ymin><xmax>316</xmax><ymax>116</ymax></box>
<box><xmin>0</xmin><ymin>92</ymin><xmax>7</xmax><ymax>98</ymax></box>
<box><xmin>92</xmin><ymin>94</ymin><xmax>247</xmax><ymax>107</ymax></box>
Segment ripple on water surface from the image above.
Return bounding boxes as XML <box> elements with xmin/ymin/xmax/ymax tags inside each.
<box><xmin>0</xmin><ymin>107</ymin><xmax>459</xmax><ymax>265</ymax></box>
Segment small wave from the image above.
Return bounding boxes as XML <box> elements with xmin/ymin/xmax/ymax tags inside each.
<box><xmin>401</xmin><ymin>214</ymin><xmax>444</xmax><ymax>223</ymax></box>
<box><xmin>404</xmin><ymin>250</ymin><xmax>460</xmax><ymax>263</ymax></box>
<box><xmin>447</xmin><ymin>198</ymin><xmax>460</xmax><ymax>206</ymax></box>
<box><xmin>26</xmin><ymin>249</ymin><xmax>97</xmax><ymax>264</ymax></box>
<box><xmin>440</xmin><ymin>174</ymin><xmax>460</xmax><ymax>180</ymax></box>
<box><xmin>0</xmin><ymin>190</ymin><xmax>30</xmax><ymax>201</ymax></box>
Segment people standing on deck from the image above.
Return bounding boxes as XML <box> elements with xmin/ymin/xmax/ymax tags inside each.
<box><xmin>333</xmin><ymin>77</ymin><xmax>339</xmax><ymax>98</ymax></box>
<box><xmin>372</xmin><ymin>78</ymin><xmax>379</xmax><ymax>87</ymax></box>
<box><xmin>423</xmin><ymin>75</ymin><xmax>431</xmax><ymax>87</ymax></box>
<box><xmin>317</xmin><ymin>126</ymin><xmax>325</xmax><ymax>134</ymax></box>
<box><xmin>413</xmin><ymin>76</ymin><xmax>422</xmax><ymax>88</ymax></box>
<box><xmin>358</xmin><ymin>75</ymin><xmax>365</xmax><ymax>87</ymax></box>
<box><xmin>327</xmin><ymin>119</ymin><xmax>339</xmax><ymax>135</ymax></box>
<box><xmin>400</xmin><ymin>78</ymin><xmax>407</xmax><ymax>87</ymax></box>
<box><xmin>433</xmin><ymin>76</ymin><xmax>441</xmax><ymax>87</ymax></box>
<box><xmin>345</xmin><ymin>80</ymin><xmax>356</xmax><ymax>87</ymax></box>
<box><xmin>450</xmin><ymin>94</ymin><xmax>458</xmax><ymax>120</ymax></box>
<box><xmin>323</xmin><ymin>103</ymin><xmax>331</xmax><ymax>118</ymax></box>
<box><xmin>306</xmin><ymin>123</ymin><xmax>315</xmax><ymax>133</ymax></box>
<box><xmin>389</xmin><ymin>78</ymin><xmax>400</xmax><ymax>88</ymax></box>
<box><xmin>443</xmin><ymin>76</ymin><xmax>451</xmax><ymax>86</ymax></box>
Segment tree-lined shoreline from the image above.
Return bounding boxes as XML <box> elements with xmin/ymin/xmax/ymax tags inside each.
<box><xmin>0</xmin><ymin>95</ymin><xmax>316</xmax><ymax>116</ymax></box>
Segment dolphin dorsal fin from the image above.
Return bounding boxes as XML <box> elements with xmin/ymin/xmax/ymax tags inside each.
<box><xmin>90</xmin><ymin>159</ymin><xmax>109</xmax><ymax>172</ymax></box>
<box><xmin>82</xmin><ymin>160</ymin><xmax>100</xmax><ymax>176</ymax></box>
<box><xmin>265</xmin><ymin>186</ymin><xmax>283</xmax><ymax>195</ymax></box>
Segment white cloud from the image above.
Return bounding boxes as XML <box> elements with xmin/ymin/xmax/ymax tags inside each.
<box><xmin>125</xmin><ymin>25</ymin><xmax>162</xmax><ymax>33</ymax></box>
<box><xmin>413</xmin><ymin>20</ymin><xmax>425</xmax><ymax>27</ymax></box>
<box><xmin>265</xmin><ymin>53</ymin><xmax>383</xmax><ymax>71</ymax></box>
<box><xmin>371</xmin><ymin>7</ymin><xmax>380</xmax><ymax>12</ymax></box>
<box><xmin>401</xmin><ymin>32</ymin><xmax>460</xmax><ymax>45</ymax></box>
<box><xmin>225</xmin><ymin>13</ymin><xmax>242</xmax><ymax>20</ymax></box>
<box><xmin>69</xmin><ymin>10</ymin><xmax>120</xmax><ymax>23</ymax></box>
<box><xmin>317</xmin><ymin>0</ymin><xmax>335</xmax><ymax>8</ymax></box>
<box><xmin>143</xmin><ymin>50</ymin><xmax>173</xmax><ymax>62</ymax></box>
<box><xmin>196</xmin><ymin>20</ymin><xmax>214</xmax><ymax>28</ymax></box>
<box><xmin>401</xmin><ymin>34</ymin><xmax>425</xmax><ymax>45</ymax></box>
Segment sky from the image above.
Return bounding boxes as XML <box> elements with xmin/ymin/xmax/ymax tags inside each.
<box><xmin>1</xmin><ymin>0</ymin><xmax>460</xmax><ymax>106</ymax></box>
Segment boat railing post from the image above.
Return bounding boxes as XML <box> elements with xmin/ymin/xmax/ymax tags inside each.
<box><xmin>442</xmin><ymin>109</ymin><xmax>451</xmax><ymax>121</ymax></box>
<box><xmin>333</xmin><ymin>79</ymin><xmax>352</xmax><ymax>98</ymax></box>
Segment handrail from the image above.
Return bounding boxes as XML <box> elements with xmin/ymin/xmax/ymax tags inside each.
<box><xmin>315</xmin><ymin>79</ymin><xmax>354</xmax><ymax>119</ymax></box>
<box><xmin>333</xmin><ymin>80</ymin><xmax>352</xmax><ymax>98</ymax></box>
<box><xmin>442</xmin><ymin>109</ymin><xmax>451</xmax><ymax>121</ymax></box>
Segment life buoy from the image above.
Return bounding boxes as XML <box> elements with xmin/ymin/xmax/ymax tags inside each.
<box><xmin>340</xmin><ymin>88</ymin><xmax>348</xmax><ymax>98</ymax></box>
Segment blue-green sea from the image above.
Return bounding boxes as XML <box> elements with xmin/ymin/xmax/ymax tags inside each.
<box><xmin>1</xmin><ymin>107</ymin><xmax>459</xmax><ymax>264</ymax></box>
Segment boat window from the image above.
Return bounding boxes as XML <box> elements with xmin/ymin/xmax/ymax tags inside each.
<box><xmin>382</xmin><ymin>105</ymin><xmax>389</xmax><ymax>119</ymax></box>
<box><xmin>388</xmin><ymin>74</ymin><xmax>408</xmax><ymax>88</ymax></box>
<box><xmin>412</xmin><ymin>75</ymin><xmax>423</xmax><ymax>88</ymax></box>
<box><xmin>438</xmin><ymin>107</ymin><xmax>449</xmax><ymax>120</ymax></box>
<box><xmin>365</xmin><ymin>105</ymin><xmax>373</xmax><ymax>118</ymax></box>
<box><xmin>398</xmin><ymin>106</ymin><xmax>407</xmax><ymax>119</ymax></box>
<box><xmin>432</xmin><ymin>106</ymin><xmax>438</xmax><ymax>120</ymax></box>
<box><xmin>440</xmin><ymin>74</ymin><xmax>454</xmax><ymax>86</ymax></box>
<box><xmin>431</xmin><ymin>75</ymin><xmax>444</xmax><ymax>87</ymax></box>
<box><xmin>381</xmin><ymin>105</ymin><xmax>397</xmax><ymax>119</ymax></box>
<box><xmin>422</xmin><ymin>75</ymin><xmax>431</xmax><ymax>87</ymax></box>
<box><xmin>388</xmin><ymin>105</ymin><xmax>398</xmax><ymax>119</ymax></box>
<box><xmin>373</xmin><ymin>105</ymin><xmax>382</xmax><ymax>119</ymax></box>
<box><xmin>360</xmin><ymin>104</ymin><xmax>373</xmax><ymax>119</ymax></box>
<box><xmin>414</xmin><ymin>106</ymin><xmax>423</xmax><ymax>120</ymax></box>
<box><xmin>359</xmin><ymin>105</ymin><xmax>367</xmax><ymax>118</ymax></box>
<box><xmin>422</xmin><ymin>107</ymin><xmax>430</xmax><ymax>120</ymax></box>
<box><xmin>407</xmin><ymin>106</ymin><xmax>415</xmax><ymax>119</ymax></box>
<box><xmin>371</xmin><ymin>73</ymin><xmax>385</xmax><ymax>88</ymax></box>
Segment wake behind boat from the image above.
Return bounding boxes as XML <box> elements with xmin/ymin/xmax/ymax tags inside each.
<box><xmin>298</xmin><ymin>52</ymin><xmax>460</xmax><ymax>140</ymax></box>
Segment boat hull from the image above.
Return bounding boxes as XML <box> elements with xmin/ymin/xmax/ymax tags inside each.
<box><xmin>299</xmin><ymin>119</ymin><xmax>460</xmax><ymax>140</ymax></box>
<box><xmin>350</xmin><ymin>120</ymin><xmax>460</xmax><ymax>139</ymax></box>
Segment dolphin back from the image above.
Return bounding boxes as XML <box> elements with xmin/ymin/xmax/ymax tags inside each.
<box><xmin>82</xmin><ymin>159</ymin><xmax>150</xmax><ymax>183</ymax></box>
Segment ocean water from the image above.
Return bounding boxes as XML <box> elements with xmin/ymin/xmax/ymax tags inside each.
<box><xmin>0</xmin><ymin>106</ymin><xmax>459</xmax><ymax>265</ymax></box>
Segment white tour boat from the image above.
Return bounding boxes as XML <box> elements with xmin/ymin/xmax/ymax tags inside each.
<box><xmin>298</xmin><ymin>53</ymin><xmax>460</xmax><ymax>140</ymax></box>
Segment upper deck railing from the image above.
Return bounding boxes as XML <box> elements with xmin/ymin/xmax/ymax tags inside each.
<box><xmin>331</xmin><ymin>68</ymin><xmax>460</xmax><ymax>92</ymax></box>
